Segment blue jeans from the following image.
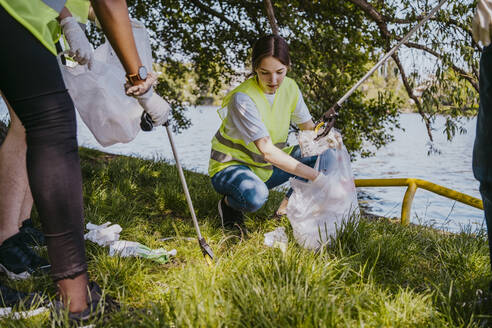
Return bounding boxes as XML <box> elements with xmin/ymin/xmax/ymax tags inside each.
<box><xmin>211</xmin><ymin>145</ymin><xmax>317</xmax><ymax>212</ymax></box>
<box><xmin>473</xmin><ymin>45</ymin><xmax>492</xmax><ymax>272</ymax></box>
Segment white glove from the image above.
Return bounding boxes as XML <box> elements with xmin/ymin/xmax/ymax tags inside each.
<box><xmin>473</xmin><ymin>0</ymin><xmax>492</xmax><ymax>46</ymax></box>
<box><xmin>60</xmin><ymin>16</ymin><xmax>94</xmax><ymax>68</ymax></box>
<box><xmin>125</xmin><ymin>72</ymin><xmax>168</xmax><ymax>126</ymax></box>
<box><xmin>138</xmin><ymin>92</ymin><xmax>171</xmax><ymax>126</ymax></box>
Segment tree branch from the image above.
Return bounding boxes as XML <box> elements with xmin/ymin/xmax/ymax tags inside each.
<box><xmin>349</xmin><ymin>0</ymin><xmax>481</xmax><ymax>142</ymax></box>
<box><xmin>392</xmin><ymin>54</ymin><xmax>434</xmax><ymax>142</ymax></box>
<box><xmin>188</xmin><ymin>0</ymin><xmax>254</xmax><ymax>44</ymax></box>
<box><xmin>264</xmin><ymin>0</ymin><xmax>279</xmax><ymax>35</ymax></box>
<box><xmin>402</xmin><ymin>41</ymin><xmax>479</xmax><ymax>91</ymax></box>
<box><xmin>348</xmin><ymin>0</ymin><xmax>391</xmax><ymax>39</ymax></box>
<box><xmin>349</xmin><ymin>0</ymin><xmax>435</xmax><ymax>140</ymax></box>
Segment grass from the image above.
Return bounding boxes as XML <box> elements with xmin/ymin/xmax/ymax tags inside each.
<box><xmin>1</xmin><ymin>147</ymin><xmax>491</xmax><ymax>327</ymax></box>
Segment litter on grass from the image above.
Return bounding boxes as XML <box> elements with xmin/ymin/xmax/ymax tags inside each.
<box><xmin>84</xmin><ymin>222</ymin><xmax>122</xmax><ymax>246</ymax></box>
<box><xmin>109</xmin><ymin>241</ymin><xmax>177</xmax><ymax>264</ymax></box>
<box><xmin>84</xmin><ymin>222</ymin><xmax>176</xmax><ymax>264</ymax></box>
<box><xmin>263</xmin><ymin>227</ymin><xmax>288</xmax><ymax>253</ymax></box>
<box><xmin>0</xmin><ymin>306</ymin><xmax>48</xmax><ymax>319</ymax></box>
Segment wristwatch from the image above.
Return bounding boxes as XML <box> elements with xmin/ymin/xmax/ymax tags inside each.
<box><xmin>126</xmin><ymin>66</ymin><xmax>148</xmax><ymax>85</ymax></box>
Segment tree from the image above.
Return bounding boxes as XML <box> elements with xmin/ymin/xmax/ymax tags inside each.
<box><xmin>88</xmin><ymin>0</ymin><xmax>479</xmax><ymax>156</ymax></box>
<box><xmin>346</xmin><ymin>0</ymin><xmax>479</xmax><ymax>144</ymax></box>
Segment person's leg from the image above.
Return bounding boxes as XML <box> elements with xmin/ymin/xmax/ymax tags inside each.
<box><xmin>473</xmin><ymin>45</ymin><xmax>492</xmax><ymax>291</ymax></box>
<box><xmin>0</xmin><ymin>98</ymin><xmax>35</xmax><ymax>237</ymax></box>
<box><xmin>0</xmin><ymin>7</ymin><xmax>87</xmax><ymax>312</ymax></box>
<box><xmin>211</xmin><ymin>165</ymin><xmax>269</xmax><ymax>213</ymax></box>
<box><xmin>0</xmin><ymin>101</ymin><xmax>29</xmax><ymax>244</ymax></box>
<box><xmin>480</xmin><ymin>183</ymin><xmax>492</xmax><ymax>275</ymax></box>
<box><xmin>265</xmin><ymin>145</ymin><xmax>318</xmax><ymax>215</ymax></box>
<box><xmin>18</xmin><ymin>186</ymin><xmax>34</xmax><ymax>227</ymax></box>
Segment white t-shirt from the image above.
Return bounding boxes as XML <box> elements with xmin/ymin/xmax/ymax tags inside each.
<box><xmin>223</xmin><ymin>90</ymin><xmax>312</xmax><ymax>144</ymax></box>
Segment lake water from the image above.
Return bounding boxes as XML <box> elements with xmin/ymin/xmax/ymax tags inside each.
<box><xmin>0</xmin><ymin>102</ymin><xmax>484</xmax><ymax>232</ymax></box>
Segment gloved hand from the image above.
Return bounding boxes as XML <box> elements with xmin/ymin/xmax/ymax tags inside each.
<box><xmin>137</xmin><ymin>92</ymin><xmax>171</xmax><ymax>127</ymax></box>
<box><xmin>60</xmin><ymin>16</ymin><xmax>94</xmax><ymax>68</ymax></box>
<box><xmin>473</xmin><ymin>0</ymin><xmax>492</xmax><ymax>46</ymax></box>
<box><xmin>125</xmin><ymin>72</ymin><xmax>158</xmax><ymax>98</ymax></box>
<box><xmin>125</xmin><ymin>72</ymin><xmax>169</xmax><ymax>127</ymax></box>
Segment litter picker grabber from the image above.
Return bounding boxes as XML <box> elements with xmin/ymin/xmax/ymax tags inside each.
<box><xmin>316</xmin><ymin>0</ymin><xmax>448</xmax><ymax>140</ymax></box>
<box><xmin>141</xmin><ymin>113</ymin><xmax>214</xmax><ymax>264</ymax></box>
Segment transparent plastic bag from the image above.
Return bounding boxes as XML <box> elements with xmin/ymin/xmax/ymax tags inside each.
<box><xmin>60</xmin><ymin>19</ymin><xmax>152</xmax><ymax>147</ymax></box>
<box><xmin>298</xmin><ymin>128</ymin><xmax>343</xmax><ymax>157</ymax></box>
<box><xmin>286</xmin><ymin>144</ymin><xmax>359</xmax><ymax>249</ymax></box>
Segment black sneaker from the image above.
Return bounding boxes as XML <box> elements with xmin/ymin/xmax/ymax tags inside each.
<box><xmin>0</xmin><ymin>283</ymin><xmax>47</xmax><ymax>311</ymax></box>
<box><xmin>218</xmin><ymin>197</ymin><xmax>245</xmax><ymax>231</ymax></box>
<box><xmin>19</xmin><ymin>219</ymin><xmax>45</xmax><ymax>247</ymax></box>
<box><xmin>0</xmin><ymin>233</ymin><xmax>50</xmax><ymax>280</ymax></box>
<box><xmin>51</xmin><ymin>281</ymin><xmax>119</xmax><ymax>326</ymax></box>
<box><xmin>0</xmin><ymin>284</ymin><xmax>29</xmax><ymax>308</ymax></box>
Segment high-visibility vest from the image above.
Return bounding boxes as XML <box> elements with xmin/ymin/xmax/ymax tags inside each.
<box><xmin>65</xmin><ymin>0</ymin><xmax>90</xmax><ymax>25</ymax></box>
<box><xmin>0</xmin><ymin>0</ymin><xmax>67</xmax><ymax>56</ymax></box>
<box><xmin>209</xmin><ymin>76</ymin><xmax>299</xmax><ymax>182</ymax></box>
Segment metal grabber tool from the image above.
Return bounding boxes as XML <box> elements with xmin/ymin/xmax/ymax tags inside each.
<box><xmin>315</xmin><ymin>0</ymin><xmax>449</xmax><ymax>140</ymax></box>
<box><xmin>141</xmin><ymin>113</ymin><xmax>214</xmax><ymax>265</ymax></box>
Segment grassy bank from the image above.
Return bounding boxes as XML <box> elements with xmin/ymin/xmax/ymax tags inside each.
<box><xmin>2</xmin><ymin>148</ymin><xmax>491</xmax><ymax>327</ymax></box>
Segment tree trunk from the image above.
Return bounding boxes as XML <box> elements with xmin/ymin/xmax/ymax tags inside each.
<box><xmin>264</xmin><ymin>0</ymin><xmax>279</xmax><ymax>35</ymax></box>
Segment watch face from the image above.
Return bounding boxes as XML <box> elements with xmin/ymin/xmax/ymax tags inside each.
<box><xmin>138</xmin><ymin>66</ymin><xmax>148</xmax><ymax>80</ymax></box>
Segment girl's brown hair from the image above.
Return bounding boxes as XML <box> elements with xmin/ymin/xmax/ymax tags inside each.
<box><xmin>251</xmin><ymin>35</ymin><xmax>291</xmax><ymax>73</ymax></box>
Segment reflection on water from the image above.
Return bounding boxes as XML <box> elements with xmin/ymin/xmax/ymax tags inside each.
<box><xmin>0</xmin><ymin>100</ymin><xmax>484</xmax><ymax>232</ymax></box>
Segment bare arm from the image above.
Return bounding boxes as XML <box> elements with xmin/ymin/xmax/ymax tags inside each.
<box><xmin>254</xmin><ymin>136</ymin><xmax>319</xmax><ymax>181</ymax></box>
<box><xmin>57</xmin><ymin>7</ymin><xmax>72</xmax><ymax>21</ymax></box>
<box><xmin>90</xmin><ymin>0</ymin><xmax>143</xmax><ymax>82</ymax></box>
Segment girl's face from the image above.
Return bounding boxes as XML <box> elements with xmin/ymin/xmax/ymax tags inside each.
<box><xmin>255</xmin><ymin>56</ymin><xmax>288</xmax><ymax>94</ymax></box>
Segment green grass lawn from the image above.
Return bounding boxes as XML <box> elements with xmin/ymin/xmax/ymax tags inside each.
<box><xmin>2</xmin><ymin>147</ymin><xmax>491</xmax><ymax>327</ymax></box>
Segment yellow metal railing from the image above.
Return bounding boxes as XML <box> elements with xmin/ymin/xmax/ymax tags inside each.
<box><xmin>354</xmin><ymin>178</ymin><xmax>484</xmax><ymax>226</ymax></box>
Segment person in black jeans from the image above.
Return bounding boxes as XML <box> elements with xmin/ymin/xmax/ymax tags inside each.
<box><xmin>0</xmin><ymin>0</ymin><xmax>163</xmax><ymax>321</ymax></box>
<box><xmin>0</xmin><ymin>4</ymin><xmax>97</xmax><ymax>284</ymax></box>
<box><xmin>472</xmin><ymin>0</ymin><xmax>492</xmax><ymax>291</ymax></box>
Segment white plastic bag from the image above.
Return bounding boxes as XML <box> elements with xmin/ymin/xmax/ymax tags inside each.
<box><xmin>286</xmin><ymin>144</ymin><xmax>359</xmax><ymax>249</ymax></box>
<box><xmin>263</xmin><ymin>227</ymin><xmax>288</xmax><ymax>253</ymax></box>
<box><xmin>60</xmin><ymin>19</ymin><xmax>153</xmax><ymax>147</ymax></box>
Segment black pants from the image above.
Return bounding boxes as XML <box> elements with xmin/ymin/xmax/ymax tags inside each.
<box><xmin>0</xmin><ymin>6</ymin><xmax>86</xmax><ymax>280</ymax></box>
<box><xmin>474</xmin><ymin>46</ymin><xmax>492</xmax><ymax>275</ymax></box>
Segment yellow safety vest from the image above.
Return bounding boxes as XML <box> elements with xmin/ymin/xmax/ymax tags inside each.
<box><xmin>209</xmin><ymin>76</ymin><xmax>299</xmax><ymax>182</ymax></box>
<box><xmin>0</xmin><ymin>0</ymin><xmax>66</xmax><ymax>56</ymax></box>
<box><xmin>65</xmin><ymin>0</ymin><xmax>90</xmax><ymax>25</ymax></box>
